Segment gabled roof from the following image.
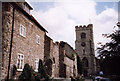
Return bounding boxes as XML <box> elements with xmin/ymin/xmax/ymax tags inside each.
<box><xmin>11</xmin><ymin>2</ymin><xmax>48</xmax><ymax>33</ymax></box>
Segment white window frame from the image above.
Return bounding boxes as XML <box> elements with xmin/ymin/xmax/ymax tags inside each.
<box><xmin>20</xmin><ymin>24</ymin><xmax>26</xmax><ymax>37</ymax></box>
<box><xmin>17</xmin><ymin>53</ymin><xmax>24</xmax><ymax>71</ymax></box>
<box><xmin>34</xmin><ymin>58</ymin><xmax>39</xmax><ymax>72</ymax></box>
<box><xmin>36</xmin><ymin>35</ymin><xmax>40</xmax><ymax>44</ymax></box>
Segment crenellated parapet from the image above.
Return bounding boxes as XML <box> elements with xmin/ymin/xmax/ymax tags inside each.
<box><xmin>75</xmin><ymin>24</ymin><xmax>93</xmax><ymax>30</ymax></box>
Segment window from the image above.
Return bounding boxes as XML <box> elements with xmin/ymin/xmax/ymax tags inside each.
<box><xmin>17</xmin><ymin>53</ymin><xmax>24</xmax><ymax>71</ymax></box>
<box><xmin>36</xmin><ymin>35</ymin><xmax>40</xmax><ymax>44</ymax></box>
<box><xmin>35</xmin><ymin>58</ymin><xmax>39</xmax><ymax>72</ymax></box>
<box><xmin>53</xmin><ymin>57</ymin><xmax>55</xmax><ymax>63</ymax></box>
<box><xmin>81</xmin><ymin>33</ymin><xmax>86</xmax><ymax>39</ymax></box>
<box><xmin>22</xmin><ymin>3</ymin><xmax>30</xmax><ymax>14</ymax></box>
<box><xmin>82</xmin><ymin>57</ymin><xmax>88</xmax><ymax>67</ymax></box>
<box><xmin>83</xmin><ymin>49</ymin><xmax>85</xmax><ymax>54</ymax></box>
<box><xmin>20</xmin><ymin>24</ymin><xmax>26</xmax><ymax>37</ymax></box>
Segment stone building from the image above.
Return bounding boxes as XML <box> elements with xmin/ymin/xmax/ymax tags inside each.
<box><xmin>44</xmin><ymin>36</ymin><xmax>78</xmax><ymax>78</ymax></box>
<box><xmin>59</xmin><ymin>41</ymin><xmax>77</xmax><ymax>78</ymax></box>
<box><xmin>44</xmin><ymin>35</ymin><xmax>59</xmax><ymax>78</ymax></box>
<box><xmin>2</xmin><ymin>2</ymin><xmax>47</xmax><ymax>79</ymax></box>
<box><xmin>75</xmin><ymin>24</ymin><xmax>96</xmax><ymax>75</ymax></box>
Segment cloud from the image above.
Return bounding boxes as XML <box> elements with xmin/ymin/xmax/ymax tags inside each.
<box><xmin>93</xmin><ymin>8</ymin><xmax>117</xmax><ymax>49</ymax></box>
<box><xmin>31</xmin><ymin>1</ymin><xmax>118</xmax><ymax>56</ymax></box>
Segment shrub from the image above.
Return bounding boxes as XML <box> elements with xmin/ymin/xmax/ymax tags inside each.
<box><xmin>38</xmin><ymin>59</ymin><xmax>46</xmax><ymax>78</ymax></box>
<box><xmin>33</xmin><ymin>72</ymin><xmax>41</xmax><ymax>81</ymax></box>
<box><xmin>19</xmin><ymin>63</ymin><xmax>34</xmax><ymax>81</ymax></box>
<box><xmin>77</xmin><ymin>56</ymin><xmax>83</xmax><ymax>75</ymax></box>
<box><xmin>12</xmin><ymin>65</ymin><xmax>17</xmax><ymax>77</ymax></box>
<box><xmin>38</xmin><ymin>59</ymin><xmax>50</xmax><ymax>80</ymax></box>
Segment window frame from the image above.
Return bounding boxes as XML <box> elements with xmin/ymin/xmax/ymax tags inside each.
<box><xmin>36</xmin><ymin>35</ymin><xmax>40</xmax><ymax>44</ymax></box>
<box><xmin>20</xmin><ymin>24</ymin><xmax>26</xmax><ymax>37</ymax></box>
<box><xmin>34</xmin><ymin>58</ymin><xmax>39</xmax><ymax>72</ymax></box>
<box><xmin>17</xmin><ymin>53</ymin><xmax>24</xmax><ymax>71</ymax></box>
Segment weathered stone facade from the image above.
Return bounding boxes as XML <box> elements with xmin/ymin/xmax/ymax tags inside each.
<box><xmin>2</xmin><ymin>2</ymin><xmax>47</xmax><ymax>79</ymax></box>
<box><xmin>44</xmin><ymin>37</ymin><xmax>78</xmax><ymax>78</ymax></box>
<box><xmin>59</xmin><ymin>41</ymin><xmax>77</xmax><ymax>78</ymax></box>
<box><xmin>75</xmin><ymin>24</ymin><xmax>96</xmax><ymax>75</ymax></box>
<box><xmin>52</xmin><ymin>42</ymin><xmax>59</xmax><ymax>78</ymax></box>
<box><xmin>0</xmin><ymin>2</ymin><xmax>2</xmax><ymax>80</ymax></box>
<box><xmin>44</xmin><ymin>35</ymin><xmax>60</xmax><ymax>78</ymax></box>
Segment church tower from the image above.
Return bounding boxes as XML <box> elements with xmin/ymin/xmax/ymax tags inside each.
<box><xmin>75</xmin><ymin>24</ymin><xmax>96</xmax><ymax>75</ymax></box>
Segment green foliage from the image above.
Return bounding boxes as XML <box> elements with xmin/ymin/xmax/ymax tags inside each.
<box><xmin>38</xmin><ymin>59</ymin><xmax>50</xmax><ymax>80</ymax></box>
<box><xmin>19</xmin><ymin>63</ymin><xmax>34</xmax><ymax>81</ymax></box>
<box><xmin>12</xmin><ymin>65</ymin><xmax>17</xmax><ymax>77</ymax></box>
<box><xmin>97</xmin><ymin>29</ymin><xmax>120</xmax><ymax>75</ymax></box>
<box><xmin>33</xmin><ymin>72</ymin><xmax>41</xmax><ymax>81</ymax></box>
<box><xmin>77</xmin><ymin>56</ymin><xmax>83</xmax><ymax>75</ymax></box>
<box><xmin>38</xmin><ymin>59</ymin><xmax>46</xmax><ymax>78</ymax></box>
<box><xmin>72</xmin><ymin>53</ymin><xmax>75</xmax><ymax>60</ymax></box>
<box><xmin>97</xmin><ymin>30</ymin><xmax>120</xmax><ymax>58</ymax></box>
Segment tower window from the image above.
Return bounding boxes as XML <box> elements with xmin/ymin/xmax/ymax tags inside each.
<box><xmin>83</xmin><ymin>49</ymin><xmax>85</xmax><ymax>54</ymax></box>
<box><xmin>53</xmin><ymin>57</ymin><xmax>55</xmax><ymax>63</ymax></box>
<box><xmin>82</xmin><ymin>57</ymin><xmax>88</xmax><ymax>67</ymax></box>
<box><xmin>81</xmin><ymin>33</ymin><xmax>86</xmax><ymax>39</ymax></box>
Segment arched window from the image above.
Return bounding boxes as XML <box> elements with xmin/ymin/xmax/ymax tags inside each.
<box><xmin>53</xmin><ymin>57</ymin><xmax>55</xmax><ymax>63</ymax></box>
<box><xmin>81</xmin><ymin>33</ymin><xmax>86</xmax><ymax>39</ymax></box>
<box><xmin>82</xmin><ymin>57</ymin><xmax>88</xmax><ymax>67</ymax></box>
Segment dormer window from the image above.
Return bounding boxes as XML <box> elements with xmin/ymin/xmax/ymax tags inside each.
<box><xmin>22</xmin><ymin>2</ymin><xmax>33</xmax><ymax>14</ymax></box>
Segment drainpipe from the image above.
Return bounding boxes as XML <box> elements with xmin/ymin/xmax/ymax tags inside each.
<box><xmin>6</xmin><ymin>7</ymin><xmax>15</xmax><ymax>81</ymax></box>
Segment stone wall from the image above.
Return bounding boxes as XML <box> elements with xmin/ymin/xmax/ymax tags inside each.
<box><xmin>52</xmin><ymin>42</ymin><xmax>59</xmax><ymax>78</ymax></box>
<box><xmin>2</xmin><ymin>3</ymin><xmax>13</xmax><ymax>79</ymax></box>
<box><xmin>0</xmin><ymin>2</ymin><xmax>2</xmax><ymax>81</ymax></box>
<box><xmin>59</xmin><ymin>41</ymin><xmax>77</xmax><ymax>78</ymax></box>
<box><xmin>2</xmin><ymin>3</ymin><xmax>45</xmax><ymax>79</ymax></box>
<box><xmin>64</xmin><ymin>57</ymin><xmax>74</xmax><ymax>78</ymax></box>
<box><xmin>64</xmin><ymin>42</ymin><xmax>77</xmax><ymax>78</ymax></box>
<box><xmin>44</xmin><ymin>35</ymin><xmax>53</xmax><ymax>76</ymax></box>
<box><xmin>44</xmin><ymin>35</ymin><xmax>60</xmax><ymax>78</ymax></box>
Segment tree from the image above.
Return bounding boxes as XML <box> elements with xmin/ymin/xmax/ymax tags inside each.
<box><xmin>38</xmin><ymin>59</ymin><xmax>46</xmax><ymax>78</ymax></box>
<box><xmin>97</xmin><ymin>29</ymin><xmax>120</xmax><ymax>75</ymax></box>
<box><xmin>12</xmin><ymin>65</ymin><xmax>17</xmax><ymax>78</ymax></box>
<box><xmin>19</xmin><ymin>63</ymin><xmax>34</xmax><ymax>81</ymax></box>
<box><xmin>77</xmin><ymin>56</ymin><xmax>83</xmax><ymax>75</ymax></box>
<box><xmin>38</xmin><ymin>59</ymin><xmax>49</xmax><ymax>80</ymax></box>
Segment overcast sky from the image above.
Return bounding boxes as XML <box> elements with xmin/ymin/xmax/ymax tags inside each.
<box><xmin>28</xmin><ymin>0</ymin><xmax>118</xmax><ymax>56</ymax></box>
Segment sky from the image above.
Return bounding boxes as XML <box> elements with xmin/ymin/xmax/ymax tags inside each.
<box><xmin>27</xmin><ymin>0</ymin><xmax>118</xmax><ymax>56</ymax></box>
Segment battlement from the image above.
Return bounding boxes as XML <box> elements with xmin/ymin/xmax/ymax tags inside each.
<box><xmin>75</xmin><ymin>24</ymin><xmax>93</xmax><ymax>29</ymax></box>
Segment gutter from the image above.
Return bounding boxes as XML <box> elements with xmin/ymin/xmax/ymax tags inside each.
<box><xmin>7</xmin><ymin>7</ymin><xmax>15</xmax><ymax>81</ymax></box>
